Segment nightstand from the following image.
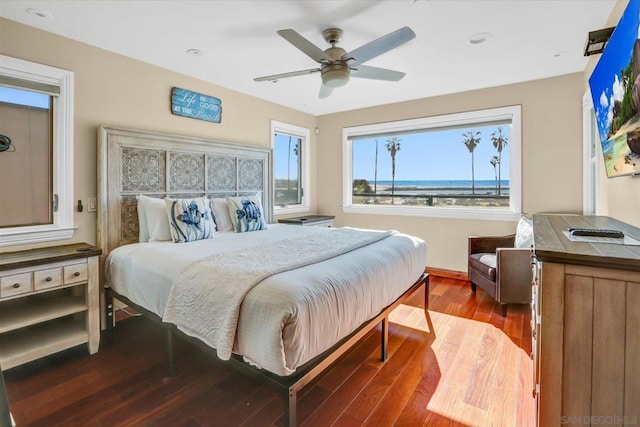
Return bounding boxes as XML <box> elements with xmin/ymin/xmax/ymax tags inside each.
<box><xmin>0</xmin><ymin>243</ymin><xmax>102</xmax><ymax>370</ymax></box>
<box><xmin>278</xmin><ymin>215</ymin><xmax>335</xmax><ymax>228</ymax></box>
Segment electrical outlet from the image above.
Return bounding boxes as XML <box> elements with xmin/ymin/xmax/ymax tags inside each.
<box><xmin>88</xmin><ymin>198</ymin><xmax>97</xmax><ymax>212</ymax></box>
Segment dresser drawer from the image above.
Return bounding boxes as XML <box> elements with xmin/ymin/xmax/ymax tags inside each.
<box><xmin>34</xmin><ymin>267</ymin><xmax>63</xmax><ymax>291</ymax></box>
<box><xmin>63</xmin><ymin>263</ymin><xmax>87</xmax><ymax>284</ymax></box>
<box><xmin>1</xmin><ymin>272</ymin><xmax>33</xmax><ymax>298</ymax></box>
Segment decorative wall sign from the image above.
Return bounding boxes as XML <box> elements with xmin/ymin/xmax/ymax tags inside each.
<box><xmin>171</xmin><ymin>87</ymin><xmax>221</xmax><ymax>123</ymax></box>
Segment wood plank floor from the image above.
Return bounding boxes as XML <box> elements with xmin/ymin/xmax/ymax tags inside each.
<box><xmin>4</xmin><ymin>276</ymin><xmax>535</xmax><ymax>426</ymax></box>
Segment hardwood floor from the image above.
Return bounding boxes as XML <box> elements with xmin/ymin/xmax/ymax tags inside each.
<box><xmin>4</xmin><ymin>276</ymin><xmax>534</xmax><ymax>426</ymax></box>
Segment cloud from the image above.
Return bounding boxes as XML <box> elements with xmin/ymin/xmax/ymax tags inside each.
<box><xmin>599</xmin><ymin>91</ymin><xmax>608</xmax><ymax>108</ymax></box>
<box><xmin>612</xmin><ymin>74</ymin><xmax>624</xmax><ymax>102</ymax></box>
<box><xmin>605</xmin><ymin>74</ymin><xmax>626</xmax><ymax>132</ymax></box>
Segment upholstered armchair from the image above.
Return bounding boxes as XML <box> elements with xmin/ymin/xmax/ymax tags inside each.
<box><xmin>467</xmin><ymin>216</ymin><xmax>534</xmax><ymax>317</ymax></box>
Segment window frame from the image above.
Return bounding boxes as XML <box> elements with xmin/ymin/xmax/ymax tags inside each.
<box><xmin>582</xmin><ymin>91</ymin><xmax>599</xmax><ymax>215</ymax></box>
<box><xmin>0</xmin><ymin>55</ymin><xmax>75</xmax><ymax>247</ymax></box>
<box><xmin>271</xmin><ymin>120</ymin><xmax>310</xmax><ymax>215</ymax></box>
<box><xmin>342</xmin><ymin>105</ymin><xmax>522</xmax><ymax>221</ymax></box>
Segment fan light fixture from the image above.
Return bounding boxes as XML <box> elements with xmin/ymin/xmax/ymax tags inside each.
<box><xmin>322</xmin><ymin>65</ymin><xmax>350</xmax><ymax>88</ymax></box>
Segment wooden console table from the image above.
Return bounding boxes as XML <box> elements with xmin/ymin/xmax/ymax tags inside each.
<box><xmin>532</xmin><ymin>214</ymin><xmax>640</xmax><ymax>425</ymax></box>
<box><xmin>0</xmin><ymin>243</ymin><xmax>102</xmax><ymax>370</ymax></box>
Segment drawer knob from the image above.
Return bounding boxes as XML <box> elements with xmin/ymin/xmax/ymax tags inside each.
<box><xmin>12</xmin><ymin>283</ymin><xmax>20</xmax><ymax>289</ymax></box>
<box><xmin>73</xmin><ymin>271</ymin><xmax>81</xmax><ymax>277</ymax></box>
<box><xmin>45</xmin><ymin>277</ymin><xmax>53</xmax><ymax>282</ymax></box>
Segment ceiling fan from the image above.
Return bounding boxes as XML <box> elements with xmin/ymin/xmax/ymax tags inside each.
<box><xmin>254</xmin><ymin>26</ymin><xmax>416</xmax><ymax>98</ymax></box>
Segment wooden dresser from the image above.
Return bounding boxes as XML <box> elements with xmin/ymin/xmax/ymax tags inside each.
<box><xmin>0</xmin><ymin>243</ymin><xmax>102</xmax><ymax>370</ymax></box>
<box><xmin>532</xmin><ymin>214</ymin><xmax>640</xmax><ymax>426</ymax></box>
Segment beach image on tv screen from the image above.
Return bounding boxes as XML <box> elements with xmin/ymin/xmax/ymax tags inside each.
<box><xmin>589</xmin><ymin>0</ymin><xmax>640</xmax><ymax>177</ymax></box>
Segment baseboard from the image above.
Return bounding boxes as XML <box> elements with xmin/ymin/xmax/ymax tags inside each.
<box><xmin>425</xmin><ymin>267</ymin><xmax>469</xmax><ymax>281</ymax></box>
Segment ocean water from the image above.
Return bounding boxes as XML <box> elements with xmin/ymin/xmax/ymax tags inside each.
<box><xmin>367</xmin><ymin>180</ymin><xmax>510</xmax><ymax>196</ymax></box>
<box><xmin>373</xmin><ymin>180</ymin><xmax>509</xmax><ymax>187</ymax></box>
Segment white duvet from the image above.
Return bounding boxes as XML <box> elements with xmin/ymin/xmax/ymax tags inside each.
<box><xmin>106</xmin><ymin>224</ymin><xmax>426</xmax><ymax>376</ymax></box>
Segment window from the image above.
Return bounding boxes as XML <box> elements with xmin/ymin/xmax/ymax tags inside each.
<box><xmin>342</xmin><ymin>105</ymin><xmax>521</xmax><ymax>220</ymax></box>
<box><xmin>0</xmin><ymin>55</ymin><xmax>74</xmax><ymax>246</ymax></box>
<box><xmin>271</xmin><ymin>120</ymin><xmax>310</xmax><ymax>214</ymax></box>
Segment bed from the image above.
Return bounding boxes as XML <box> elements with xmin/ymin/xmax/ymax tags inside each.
<box><xmin>97</xmin><ymin>125</ymin><xmax>428</xmax><ymax>426</ymax></box>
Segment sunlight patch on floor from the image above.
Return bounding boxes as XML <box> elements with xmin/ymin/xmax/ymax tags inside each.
<box><xmin>389</xmin><ymin>303</ymin><xmax>431</xmax><ymax>332</ymax></box>
<box><xmin>390</xmin><ymin>306</ymin><xmax>535</xmax><ymax>427</ymax></box>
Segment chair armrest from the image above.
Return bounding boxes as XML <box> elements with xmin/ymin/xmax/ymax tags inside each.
<box><xmin>495</xmin><ymin>248</ymin><xmax>534</xmax><ymax>304</ymax></box>
<box><xmin>468</xmin><ymin>234</ymin><xmax>516</xmax><ymax>255</ymax></box>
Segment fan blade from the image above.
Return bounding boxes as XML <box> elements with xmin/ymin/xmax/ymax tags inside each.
<box><xmin>319</xmin><ymin>84</ymin><xmax>333</xmax><ymax>99</ymax></box>
<box><xmin>277</xmin><ymin>29</ymin><xmax>333</xmax><ymax>63</ymax></box>
<box><xmin>351</xmin><ymin>65</ymin><xmax>405</xmax><ymax>81</ymax></box>
<box><xmin>254</xmin><ymin>68</ymin><xmax>320</xmax><ymax>82</ymax></box>
<box><xmin>343</xmin><ymin>26</ymin><xmax>416</xmax><ymax>67</ymax></box>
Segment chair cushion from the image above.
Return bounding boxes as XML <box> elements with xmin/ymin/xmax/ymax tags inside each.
<box><xmin>469</xmin><ymin>253</ymin><xmax>497</xmax><ymax>281</ymax></box>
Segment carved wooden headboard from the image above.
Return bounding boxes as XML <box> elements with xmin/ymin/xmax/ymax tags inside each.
<box><xmin>97</xmin><ymin>125</ymin><xmax>273</xmax><ymax>259</ymax></box>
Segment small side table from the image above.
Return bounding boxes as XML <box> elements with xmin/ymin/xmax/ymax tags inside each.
<box><xmin>278</xmin><ymin>215</ymin><xmax>335</xmax><ymax>228</ymax></box>
<box><xmin>0</xmin><ymin>243</ymin><xmax>102</xmax><ymax>370</ymax></box>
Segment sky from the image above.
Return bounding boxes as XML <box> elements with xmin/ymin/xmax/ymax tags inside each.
<box><xmin>0</xmin><ymin>86</ymin><xmax>50</xmax><ymax>108</ymax></box>
<box><xmin>589</xmin><ymin>0</ymin><xmax>639</xmax><ymax>142</ymax></box>
<box><xmin>352</xmin><ymin>124</ymin><xmax>510</xmax><ymax>182</ymax></box>
<box><xmin>274</xmin><ymin>133</ymin><xmax>300</xmax><ymax>181</ymax></box>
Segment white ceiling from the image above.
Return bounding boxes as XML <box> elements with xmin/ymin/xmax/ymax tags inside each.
<box><xmin>1</xmin><ymin>0</ymin><xmax>616</xmax><ymax>116</ymax></box>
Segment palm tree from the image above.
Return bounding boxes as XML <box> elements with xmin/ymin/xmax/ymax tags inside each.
<box><xmin>491</xmin><ymin>127</ymin><xmax>508</xmax><ymax>195</ymax></box>
<box><xmin>286</xmin><ymin>136</ymin><xmax>292</xmax><ymax>192</ymax></box>
<box><xmin>490</xmin><ymin>155</ymin><xmax>499</xmax><ymax>194</ymax></box>
<box><xmin>293</xmin><ymin>140</ymin><xmax>300</xmax><ymax>202</ymax></box>
<box><xmin>385</xmin><ymin>137</ymin><xmax>401</xmax><ymax>203</ymax></box>
<box><xmin>462</xmin><ymin>130</ymin><xmax>481</xmax><ymax>195</ymax></box>
<box><xmin>293</xmin><ymin>140</ymin><xmax>299</xmax><ymax>158</ymax></box>
<box><xmin>374</xmin><ymin>139</ymin><xmax>379</xmax><ymax>194</ymax></box>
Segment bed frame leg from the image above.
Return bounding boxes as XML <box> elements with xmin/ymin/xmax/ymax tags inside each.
<box><xmin>165</xmin><ymin>327</ymin><xmax>175</xmax><ymax>377</ymax></box>
<box><xmin>105</xmin><ymin>289</ymin><xmax>115</xmax><ymax>330</ymax></box>
<box><xmin>424</xmin><ymin>274</ymin><xmax>430</xmax><ymax>310</ymax></box>
<box><xmin>285</xmin><ymin>387</ymin><xmax>297</xmax><ymax>427</ymax></box>
<box><xmin>381</xmin><ymin>316</ymin><xmax>389</xmax><ymax>361</ymax></box>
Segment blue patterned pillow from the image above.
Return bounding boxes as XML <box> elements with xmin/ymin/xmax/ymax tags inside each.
<box><xmin>226</xmin><ymin>194</ymin><xmax>267</xmax><ymax>233</ymax></box>
<box><xmin>165</xmin><ymin>197</ymin><xmax>216</xmax><ymax>242</ymax></box>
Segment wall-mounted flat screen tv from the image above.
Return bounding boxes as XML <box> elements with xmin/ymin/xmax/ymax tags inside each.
<box><xmin>589</xmin><ymin>0</ymin><xmax>640</xmax><ymax>177</ymax></box>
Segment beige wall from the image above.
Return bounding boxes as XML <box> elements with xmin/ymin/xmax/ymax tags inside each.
<box><xmin>0</xmin><ymin>18</ymin><xmax>317</xmax><ymax>253</ymax></box>
<box><xmin>585</xmin><ymin>0</ymin><xmax>640</xmax><ymax>228</ymax></box>
<box><xmin>317</xmin><ymin>73</ymin><xmax>585</xmax><ymax>271</ymax></box>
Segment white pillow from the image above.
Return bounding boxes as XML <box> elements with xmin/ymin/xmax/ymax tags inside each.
<box><xmin>138</xmin><ymin>195</ymin><xmax>172</xmax><ymax>242</ymax></box>
<box><xmin>210</xmin><ymin>198</ymin><xmax>234</xmax><ymax>232</ymax></box>
<box><xmin>136</xmin><ymin>195</ymin><xmax>150</xmax><ymax>242</ymax></box>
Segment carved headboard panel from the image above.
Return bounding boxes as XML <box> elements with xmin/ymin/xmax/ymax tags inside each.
<box><xmin>97</xmin><ymin>125</ymin><xmax>272</xmax><ymax>258</ymax></box>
